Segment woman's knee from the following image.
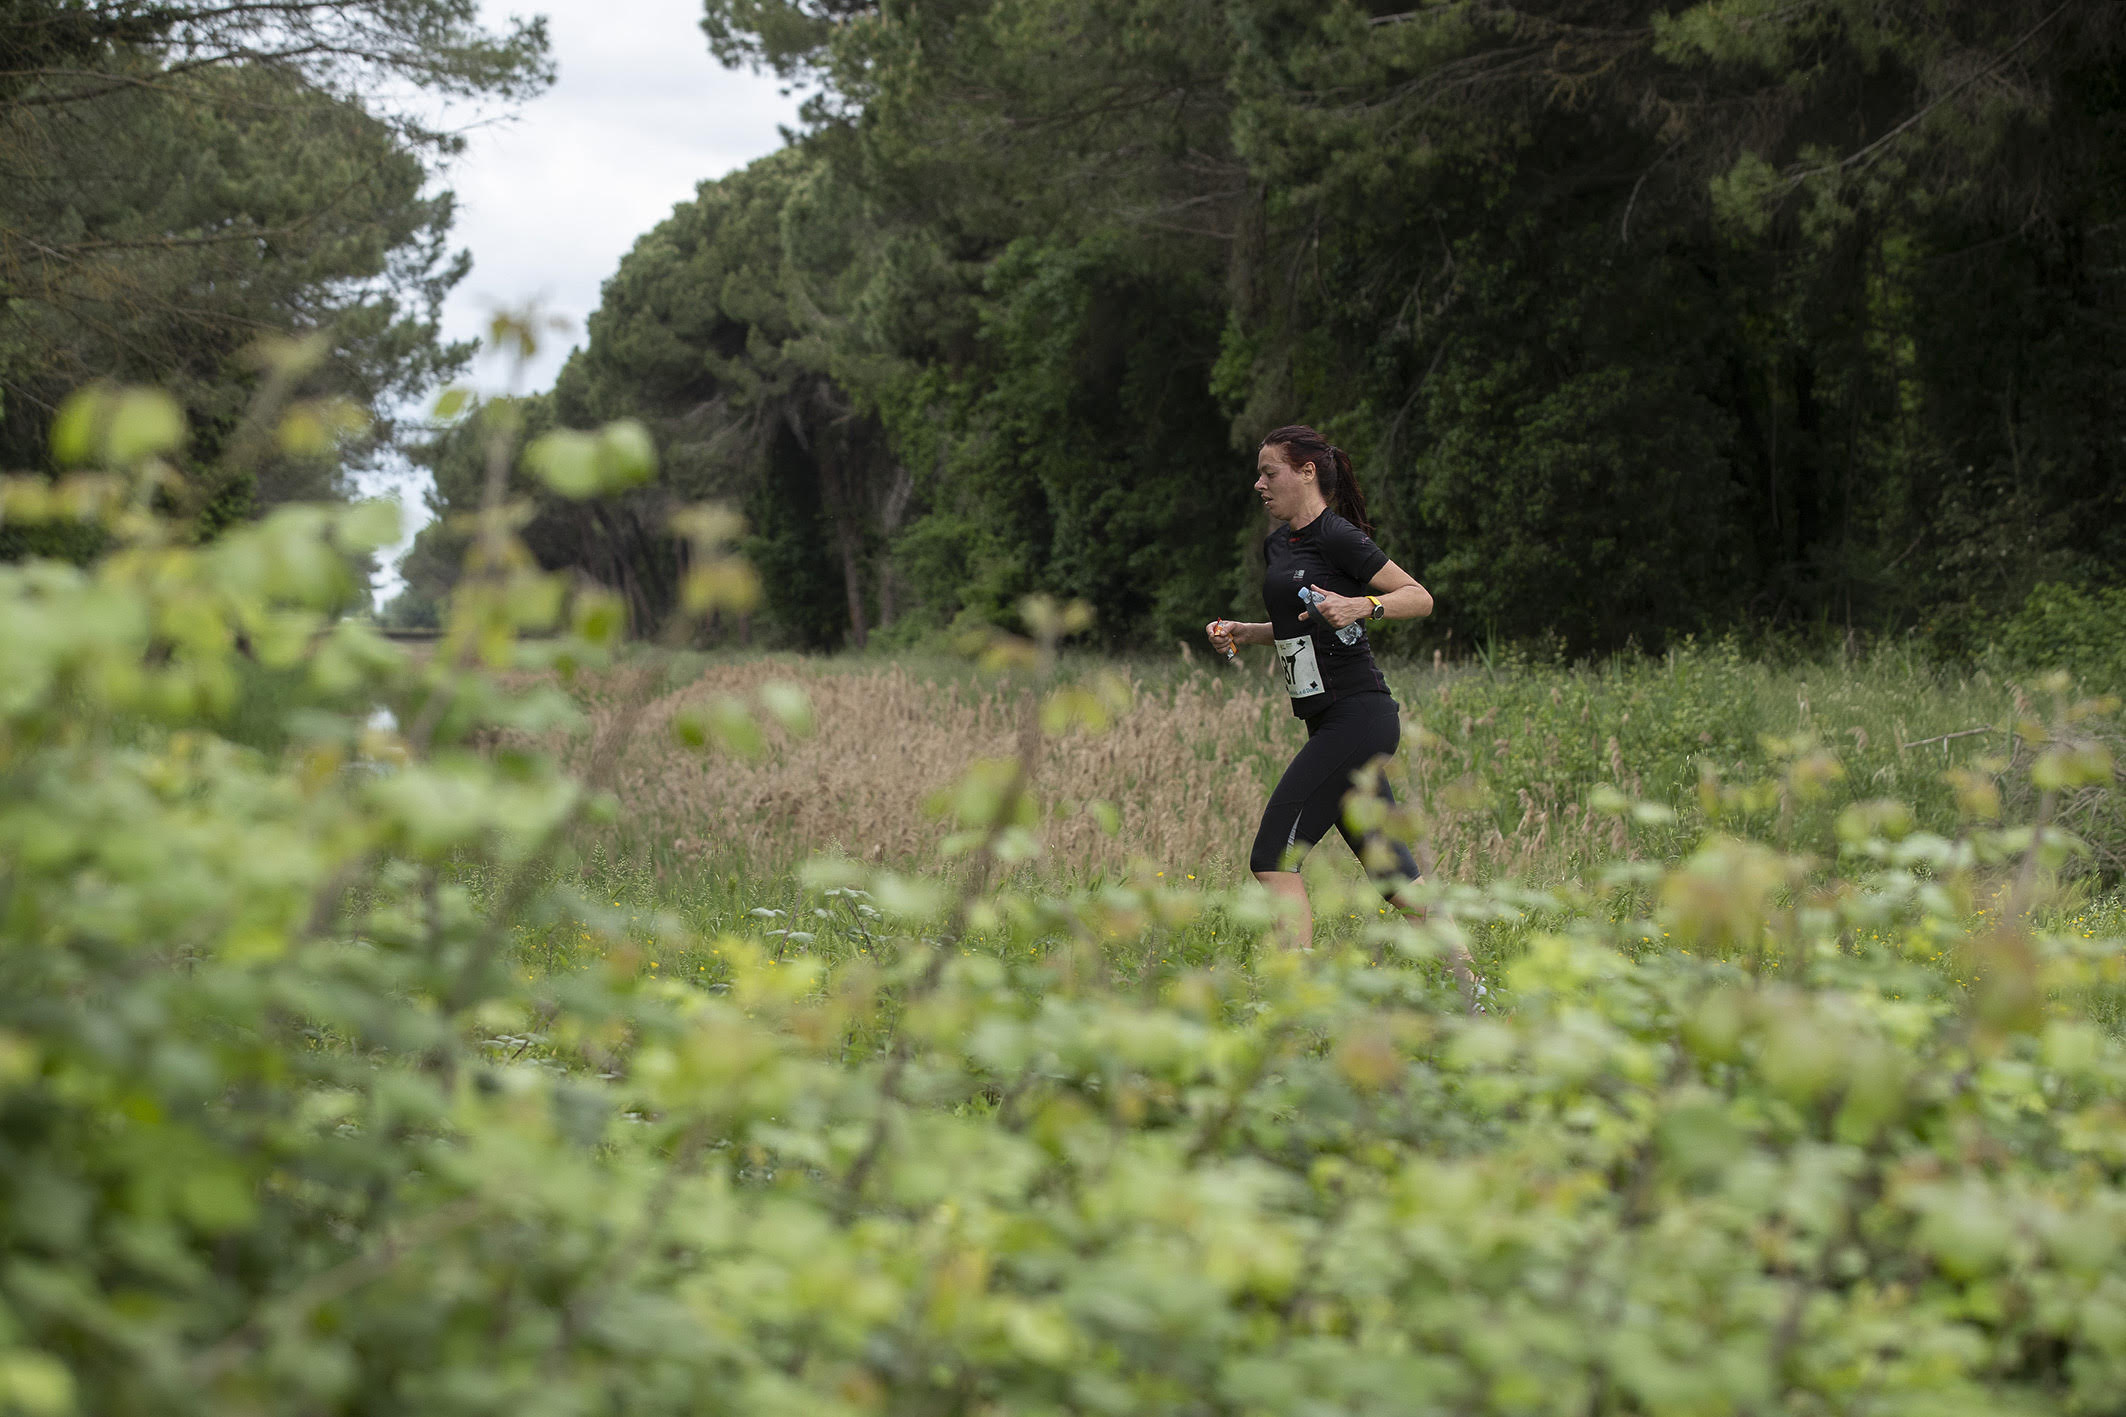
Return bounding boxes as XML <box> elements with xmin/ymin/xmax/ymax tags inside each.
<box><xmin>1248</xmin><ymin>834</ymin><xmax>1298</xmax><ymax>875</ymax></box>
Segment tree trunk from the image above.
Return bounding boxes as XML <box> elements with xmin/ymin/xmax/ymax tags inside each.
<box><xmin>837</xmin><ymin>526</ymin><xmax>867</xmax><ymax>649</ymax></box>
<box><xmin>877</xmin><ymin>562</ymin><xmax>898</xmax><ymax>629</ymax></box>
<box><xmin>817</xmin><ymin>448</ymin><xmax>868</xmax><ymax>650</ymax></box>
<box><xmin>875</xmin><ymin>463</ymin><xmax>915</xmax><ymax>630</ymax></box>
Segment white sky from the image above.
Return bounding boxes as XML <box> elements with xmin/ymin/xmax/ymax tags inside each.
<box><xmin>363</xmin><ymin>0</ymin><xmax>804</xmax><ymax>599</ymax></box>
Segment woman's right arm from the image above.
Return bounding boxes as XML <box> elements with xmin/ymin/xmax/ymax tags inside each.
<box><xmin>1207</xmin><ymin>619</ymin><xmax>1273</xmax><ymax>654</ymax></box>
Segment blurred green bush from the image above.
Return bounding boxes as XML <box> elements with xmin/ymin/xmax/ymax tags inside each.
<box><xmin>1</xmin><ymin>381</ymin><xmax>2124</xmax><ymax>1416</ymax></box>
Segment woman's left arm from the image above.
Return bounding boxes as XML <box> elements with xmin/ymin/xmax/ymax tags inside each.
<box><xmin>1366</xmin><ymin>560</ymin><xmax>1433</xmax><ymax>619</ymax></box>
<box><xmin>1297</xmin><ymin>561</ymin><xmax>1433</xmax><ymax>629</ymax></box>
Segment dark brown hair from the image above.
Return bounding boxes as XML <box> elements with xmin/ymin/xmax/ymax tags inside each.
<box><xmin>1261</xmin><ymin>424</ymin><xmax>1372</xmax><ymax>536</ymax></box>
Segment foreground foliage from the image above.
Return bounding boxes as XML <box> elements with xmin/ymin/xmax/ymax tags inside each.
<box><xmin>5</xmin><ymin>399</ymin><xmax>2126</xmax><ymax>1415</ymax></box>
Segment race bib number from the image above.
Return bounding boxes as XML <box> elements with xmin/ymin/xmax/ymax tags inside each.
<box><xmin>1275</xmin><ymin>635</ymin><xmax>1324</xmax><ymax>698</ymax></box>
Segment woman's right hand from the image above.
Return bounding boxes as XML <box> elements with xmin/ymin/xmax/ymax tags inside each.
<box><xmin>1205</xmin><ymin>619</ymin><xmax>1237</xmax><ymax>659</ymax></box>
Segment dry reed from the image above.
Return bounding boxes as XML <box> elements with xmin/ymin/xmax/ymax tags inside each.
<box><xmin>576</xmin><ymin>661</ymin><xmax>1288</xmax><ymax>880</ymax></box>
<box><xmin>557</xmin><ymin>658</ymin><xmax>1628</xmax><ymax>884</ymax></box>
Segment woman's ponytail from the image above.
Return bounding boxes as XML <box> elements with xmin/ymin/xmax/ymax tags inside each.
<box><xmin>1327</xmin><ymin>446</ymin><xmax>1373</xmax><ymax>538</ymax></box>
<box><xmin>1261</xmin><ymin>424</ymin><xmax>1374</xmax><ymax>537</ymax></box>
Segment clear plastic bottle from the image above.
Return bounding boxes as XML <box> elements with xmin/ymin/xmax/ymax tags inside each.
<box><xmin>1298</xmin><ymin>586</ymin><xmax>1364</xmax><ymax>646</ymax></box>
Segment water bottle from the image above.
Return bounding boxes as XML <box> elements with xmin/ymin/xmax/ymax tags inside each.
<box><xmin>1298</xmin><ymin>586</ymin><xmax>1364</xmax><ymax>646</ymax></box>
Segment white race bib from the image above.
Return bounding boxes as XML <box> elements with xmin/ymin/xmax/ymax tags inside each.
<box><xmin>1275</xmin><ymin>634</ymin><xmax>1324</xmax><ymax>698</ymax></box>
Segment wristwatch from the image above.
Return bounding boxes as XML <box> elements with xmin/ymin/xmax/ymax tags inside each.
<box><xmin>1368</xmin><ymin>595</ymin><xmax>1385</xmax><ymax>621</ymax></box>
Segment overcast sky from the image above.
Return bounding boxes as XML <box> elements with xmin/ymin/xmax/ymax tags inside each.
<box><xmin>364</xmin><ymin>0</ymin><xmax>803</xmax><ymax>598</ymax></box>
<box><xmin>441</xmin><ymin>2</ymin><xmax>802</xmax><ymax>394</ymax></box>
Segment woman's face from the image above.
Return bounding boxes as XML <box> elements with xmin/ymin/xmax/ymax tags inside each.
<box><xmin>1254</xmin><ymin>444</ymin><xmax>1318</xmax><ymax>522</ymax></box>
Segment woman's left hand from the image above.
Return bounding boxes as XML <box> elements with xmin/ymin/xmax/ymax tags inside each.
<box><xmin>1298</xmin><ymin>585</ymin><xmax>1368</xmax><ymax>629</ymax></box>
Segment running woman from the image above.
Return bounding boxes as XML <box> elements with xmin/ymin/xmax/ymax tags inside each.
<box><xmin>1206</xmin><ymin>425</ymin><xmax>1482</xmax><ymax>1006</ymax></box>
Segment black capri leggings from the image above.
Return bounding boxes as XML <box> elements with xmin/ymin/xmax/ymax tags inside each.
<box><xmin>1248</xmin><ymin>690</ymin><xmax>1423</xmax><ymax>888</ymax></box>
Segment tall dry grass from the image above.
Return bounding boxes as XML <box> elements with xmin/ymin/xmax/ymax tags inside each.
<box><xmin>560</xmin><ymin>656</ymin><xmax>1633</xmax><ymax>884</ymax></box>
<box><xmin>544</xmin><ymin>646</ymin><xmax>2118</xmax><ymax>888</ymax></box>
<box><xmin>581</xmin><ymin>660</ymin><xmax>1293</xmax><ymax>881</ymax></box>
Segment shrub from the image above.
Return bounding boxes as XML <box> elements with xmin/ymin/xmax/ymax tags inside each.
<box><xmin>0</xmin><ymin>382</ymin><xmax>2123</xmax><ymax>1415</ymax></box>
<box><xmin>1997</xmin><ymin>582</ymin><xmax>2126</xmax><ymax>693</ymax></box>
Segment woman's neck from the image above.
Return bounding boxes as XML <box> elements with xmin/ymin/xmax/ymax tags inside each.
<box><xmin>1287</xmin><ymin>495</ymin><xmax>1329</xmax><ymax>530</ymax></box>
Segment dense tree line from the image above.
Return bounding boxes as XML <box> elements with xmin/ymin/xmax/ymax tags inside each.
<box><xmin>404</xmin><ymin>0</ymin><xmax>2126</xmax><ymax>655</ymax></box>
<box><xmin>0</xmin><ymin>0</ymin><xmax>550</xmax><ymax>543</ymax></box>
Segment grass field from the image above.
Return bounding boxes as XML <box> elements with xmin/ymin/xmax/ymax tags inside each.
<box><xmin>549</xmin><ymin>640</ymin><xmax>2117</xmax><ymax>876</ymax></box>
<box><xmin>482</xmin><ymin>641</ymin><xmax>2124</xmax><ymax>1017</ymax></box>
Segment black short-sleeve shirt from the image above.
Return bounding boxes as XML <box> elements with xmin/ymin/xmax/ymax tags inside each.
<box><xmin>1262</xmin><ymin>510</ymin><xmax>1392</xmax><ymax>718</ymax></box>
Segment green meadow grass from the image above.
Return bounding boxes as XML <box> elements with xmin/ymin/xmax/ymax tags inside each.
<box><xmin>251</xmin><ymin>637</ymin><xmax>2117</xmax><ymax>1018</ymax></box>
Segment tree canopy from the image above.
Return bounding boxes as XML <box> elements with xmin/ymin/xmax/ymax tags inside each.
<box><xmin>405</xmin><ymin>0</ymin><xmax>2124</xmax><ymax>654</ymax></box>
<box><xmin>0</xmin><ymin>0</ymin><xmax>551</xmax><ymax>531</ymax></box>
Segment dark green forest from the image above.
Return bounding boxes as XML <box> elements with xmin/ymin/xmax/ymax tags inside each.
<box><xmin>395</xmin><ymin>0</ymin><xmax>2126</xmax><ymax>658</ymax></box>
<box><xmin>7</xmin><ymin>2</ymin><xmax>2123</xmax><ymax>656</ymax></box>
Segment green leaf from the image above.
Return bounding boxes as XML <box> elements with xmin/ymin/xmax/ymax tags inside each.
<box><xmin>599</xmin><ymin>418</ymin><xmax>656</xmax><ymax>488</ymax></box>
<box><xmin>524</xmin><ymin>421</ymin><xmax>658</xmax><ymax>499</ymax></box>
<box><xmin>572</xmin><ymin>588</ymin><xmax>626</xmax><ymax>648</ymax></box>
<box><xmin>106</xmin><ymin>388</ymin><xmax>186</xmax><ymax>465</ymax></box>
<box><xmin>339</xmin><ymin>499</ymin><xmax>401</xmax><ymax>553</ymax></box>
<box><xmin>0</xmin><ymin>1351</ymin><xmax>75</xmax><ymax>1417</ymax></box>
<box><xmin>48</xmin><ymin>386</ymin><xmax>113</xmax><ymax>467</ymax></box>
<box><xmin>2034</xmin><ymin>745</ymin><xmax>2114</xmax><ymax>791</ymax></box>
<box><xmin>870</xmin><ymin>871</ymin><xmax>947</xmax><ymax>922</ymax></box>
<box><xmin>1656</xmin><ymin>1093</ymin><xmax>1748</xmax><ymax>1177</ymax></box>
<box><xmin>758</xmin><ymin>680</ymin><xmax>814</xmax><ymax>736</ymax></box>
<box><xmin>276</xmin><ymin>399</ymin><xmax>367</xmax><ymax>458</ymax></box>
<box><xmin>50</xmin><ymin>384</ymin><xmax>186</xmax><ymax>467</ymax></box>
<box><xmin>1915</xmin><ymin>1183</ymin><xmax>2015</xmax><ymax>1280</ymax></box>
<box><xmin>672</xmin><ymin>705</ymin><xmax>711</xmax><ymax>748</ymax></box>
<box><xmin>525</xmin><ymin>429</ymin><xmax>601</xmax><ymax>498</ymax></box>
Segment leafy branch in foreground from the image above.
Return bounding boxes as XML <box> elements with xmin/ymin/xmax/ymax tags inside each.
<box><xmin>0</xmin><ymin>373</ymin><xmax>2123</xmax><ymax>1414</ymax></box>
